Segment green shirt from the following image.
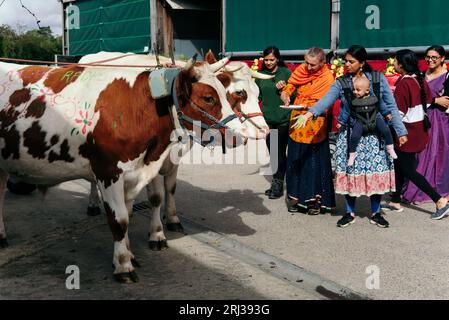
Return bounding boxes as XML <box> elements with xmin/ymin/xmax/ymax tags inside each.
<box><xmin>256</xmin><ymin>66</ymin><xmax>292</xmax><ymax>126</ymax></box>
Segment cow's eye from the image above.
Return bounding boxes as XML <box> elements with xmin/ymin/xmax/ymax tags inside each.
<box><xmin>202</xmin><ymin>96</ymin><xmax>216</xmax><ymax>105</ymax></box>
<box><xmin>234</xmin><ymin>90</ymin><xmax>245</xmax><ymax>97</ymax></box>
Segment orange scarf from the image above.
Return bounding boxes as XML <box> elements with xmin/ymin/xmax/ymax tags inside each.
<box><xmin>283</xmin><ymin>64</ymin><xmax>334</xmax><ymax>106</ymax></box>
<box><xmin>283</xmin><ymin>64</ymin><xmax>334</xmax><ymax>144</ymax></box>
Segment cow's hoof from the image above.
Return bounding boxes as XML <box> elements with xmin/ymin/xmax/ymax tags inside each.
<box><xmin>166</xmin><ymin>223</ymin><xmax>184</xmax><ymax>233</ymax></box>
<box><xmin>114</xmin><ymin>271</ymin><xmax>139</xmax><ymax>283</ymax></box>
<box><xmin>87</xmin><ymin>206</ymin><xmax>101</xmax><ymax>216</ymax></box>
<box><xmin>148</xmin><ymin>240</ymin><xmax>168</xmax><ymax>251</ymax></box>
<box><xmin>131</xmin><ymin>258</ymin><xmax>141</xmax><ymax>268</ymax></box>
<box><xmin>0</xmin><ymin>238</ymin><xmax>8</xmax><ymax>248</ymax></box>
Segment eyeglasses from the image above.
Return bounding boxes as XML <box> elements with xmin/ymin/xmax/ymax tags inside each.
<box><xmin>425</xmin><ymin>55</ymin><xmax>441</xmax><ymax>61</ymax></box>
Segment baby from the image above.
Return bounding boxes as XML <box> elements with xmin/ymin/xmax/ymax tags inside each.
<box><xmin>341</xmin><ymin>77</ymin><xmax>397</xmax><ymax>166</ymax></box>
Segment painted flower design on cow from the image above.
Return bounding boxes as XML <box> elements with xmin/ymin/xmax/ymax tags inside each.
<box><xmin>30</xmin><ymin>84</ymin><xmax>55</xmax><ymax>97</ymax></box>
<box><xmin>30</xmin><ymin>84</ymin><xmax>56</xmax><ymax>104</ymax></box>
<box><xmin>72</xmin><ymin>103</ymin><xmax>94</xmax><ymax>135</ymax></box>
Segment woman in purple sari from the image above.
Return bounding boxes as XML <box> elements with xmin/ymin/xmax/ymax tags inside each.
<box><xmin>402</xmin><ymin>45</ymin><xmax>449</xmax><ymax>203</ymax></box>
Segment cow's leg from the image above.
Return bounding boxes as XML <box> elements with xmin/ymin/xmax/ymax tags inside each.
<box><xmin>124</xmin><ymin>199</ymin><xmax>140</xmax><ymax>267</ymax></box>
<box><xmin>0</xmin><ymin>170</ymin><xmax>8</xmax><ymax>248</ymax></box>
<box><xmin>87</xmin><ymin>181</ymin><xmax>102</xmax><ymax>216</ymax></box>
<box><xmin>146</xmin><ymin>175</ymin><xmax>168</xmax><ymax>251</ymax></box>
<box><xmin>164</xmin><ymin>164</ymin><xmax>184</xmax><ymax>233</ymax></box>
<box><xmin>98</xmin><ymin>178</ymin><xmax>138</xmax><ymax>283</ymax></box>
<box><xmin>126</xmin><ymin>199</ymin><xmax>134</xmax><ymax>218</ymax></box>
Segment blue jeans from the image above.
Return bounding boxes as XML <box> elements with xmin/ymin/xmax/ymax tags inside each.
<box><xmin>345</xmin><ymin>194</ymin><xmax>381</xmax><ymax>215</ymax></box>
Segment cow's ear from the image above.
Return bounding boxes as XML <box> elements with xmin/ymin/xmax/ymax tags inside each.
<box><xmin>205</xmin><ymin>49</ymin><xmax>217</xmax><ymax>64</ymax></box>
<box><xmin>217</xmin><ymin>72</ymin><xmax>231</xmax><ymax>88</ymax></box>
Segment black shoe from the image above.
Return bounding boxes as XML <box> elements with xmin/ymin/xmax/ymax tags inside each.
<box><xmin>337</xmin><ymin>214</ymin><xmax>355</xmax><ymax>227</ymax></box>
<box><xmin>268</xmin><ymin>179</ymin><xmax>284</xmax><ymax>199</ymax></box>
<box><xmin>370</xmin><ymin>212</ymin><xmax>389</xmax><ymax>228</ymax></box>
<box><xmin>264</xmin><ymin>187</ymin><xmax>272</xmax><ymax>196</ymax></box>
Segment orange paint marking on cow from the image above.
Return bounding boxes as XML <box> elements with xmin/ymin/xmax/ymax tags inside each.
<box><xmin>44</xmin><ymin>66</ymin><xmax>84</xmax><ymax>94</ymax></box>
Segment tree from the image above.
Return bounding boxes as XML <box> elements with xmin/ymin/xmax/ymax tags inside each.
<box><xmin>0</xmin><ymin>24</ymin><xmax>61</xmax><ymax>61</ymax></box>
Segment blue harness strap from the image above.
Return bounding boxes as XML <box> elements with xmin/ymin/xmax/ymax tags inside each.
<box><xmin>170</xmin><ymin>72</ymin><xmax>238</xmax><ymax>151</ymax></box>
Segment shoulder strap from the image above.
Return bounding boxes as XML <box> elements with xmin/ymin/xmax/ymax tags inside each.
<box><xmin>371</xmin><ymin>71</ymin><xmax>381</xmax><ymax>99</ymax></box>
<box><xmin>337</xmin><ymin>75</ymin><xmax>353</xmax><ymax>106</ymax></box>
<box><xmin>371</xmin><ymin>71</ymin><xmax>381</xmax><ymax>109</ymax></box>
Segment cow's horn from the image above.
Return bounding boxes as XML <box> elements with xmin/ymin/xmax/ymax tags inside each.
<box><xmin>184</xmin><ymin>57</ymin><xmax>195</xmax><ymax>70</ymax></box>
<box><xmin>209</xmin><ymin>56</ymin><xmax>230</xmax><ymax>72</ymax></box>
<box><xmin>251</xmin><ymin>70</ymin><xmax>275</xmax><ymax>80</ymax></box>
<box><xmin>224</xmin><ymin>64</ymin><xmax>243</xmax><ymax>73</ymax></box>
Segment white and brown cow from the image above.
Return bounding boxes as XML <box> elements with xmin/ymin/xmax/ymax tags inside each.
<box><xmin>0</xmin><ymin>55</ymin><xmax>246</xmax><ymax>282</ymax></box>
<box><xmin>145</xmin><ymin>52</ymin><xmax>275</xmax><ymax>249</ymax></box>
<box><xmin>78</xmin><ymin>52</ymin><xmax>273</xmax><ymax>250</ymax></box>
<box><xmin>78</xmin><ymin>52</ymin><xmax>273</xmax><ymax>249</ymax></box>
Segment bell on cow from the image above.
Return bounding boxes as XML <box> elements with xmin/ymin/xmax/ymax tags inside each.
<box><xmin>149</xmin><ymin>68</ymin><xmax>181</xmax><ymax>99</ymax></box>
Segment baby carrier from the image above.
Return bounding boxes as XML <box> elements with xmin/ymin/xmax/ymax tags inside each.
<box><xmin>337</xmin><ymin>71</ymin><xmax>381</xmax><ymax>134</ymax></box>
<box><xmin>337</xmin><ymin>71</ymin><xmax>383</xmax><ymax>154</ymax></box>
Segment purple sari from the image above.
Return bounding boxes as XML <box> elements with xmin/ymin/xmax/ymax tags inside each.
<box><xmin>402</xmin><ymin>72</ymin><xmax>449</xmax><ymax>203</ymax></box>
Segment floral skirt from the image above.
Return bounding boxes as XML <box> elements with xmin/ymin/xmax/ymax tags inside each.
<box><xmin>334</xmin><ymin>130</ymin><xmax>395</xmax><ymax>197</ymax></box>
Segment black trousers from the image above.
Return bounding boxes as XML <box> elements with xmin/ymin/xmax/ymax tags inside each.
<box><xmin>266</xmin><ymin>124</ymin><xmax>289</xmax><ymax>181</ymax></box>
<box><xmin>391</xmin><ymin>149</ymin><xmax>441</xmax><ymax>203</ymax></box>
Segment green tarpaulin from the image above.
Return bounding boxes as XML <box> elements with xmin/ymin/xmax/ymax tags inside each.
<box><xmin>339</xmin><ymin>0</ymin><xmax>449</xmax><ymax>49</ymax></box>
<box><xmin>68</xmin><ymin>0</ymin><xmax>150</xmax><ymax>56</ymax></box>
<box><xmin>225</xmin><ymin>0</ymin><xmax>331</xmax><ymax>53</ymax></box>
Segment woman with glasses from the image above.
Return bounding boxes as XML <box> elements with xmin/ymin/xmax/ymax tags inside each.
<box><xmin>401</xmin><ymin>45</ymin><xmax>449</xmax><ymax>209</ymax></box>
<box><xmin>381</xmin><ymin>49</ymin><xmax>449</xmax><ymax>220</ymax></box>
<box><xmin>292</xmin><ymin>45</ymin><xmax>407</xmax><ymax>228</ymax></box>
<box><xmin>255</xmin><ymin>46</ymin><xmax>292</xmax><ymax>199</ymax></box>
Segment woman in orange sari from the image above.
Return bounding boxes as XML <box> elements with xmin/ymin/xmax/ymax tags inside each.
<box><xmin>280</xmin><ymin>47</ymin><xmax>335</xmax><ymax>214</ymax></box>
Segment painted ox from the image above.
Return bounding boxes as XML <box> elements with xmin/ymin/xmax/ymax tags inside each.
<box><xmin>79</xmin><ymin>51</ymin><xmax>273</xmax><ymax>250</ymax></box>
<box><xmin>0</xmin><ymin>55</ymin><xmax>246</xmax><ymax>282</ymax></box>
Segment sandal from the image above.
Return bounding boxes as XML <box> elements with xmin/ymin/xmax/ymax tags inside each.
<box><xmin>380</xmin><ymin>202</ymin><xmax>404</xmax><ymax>212</ymax></box>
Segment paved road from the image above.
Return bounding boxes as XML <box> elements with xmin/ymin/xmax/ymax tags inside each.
<box><xmin>0</xmin><ymin>141</ymin><xmax>448</xmax><ymax>300</ymax></box>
